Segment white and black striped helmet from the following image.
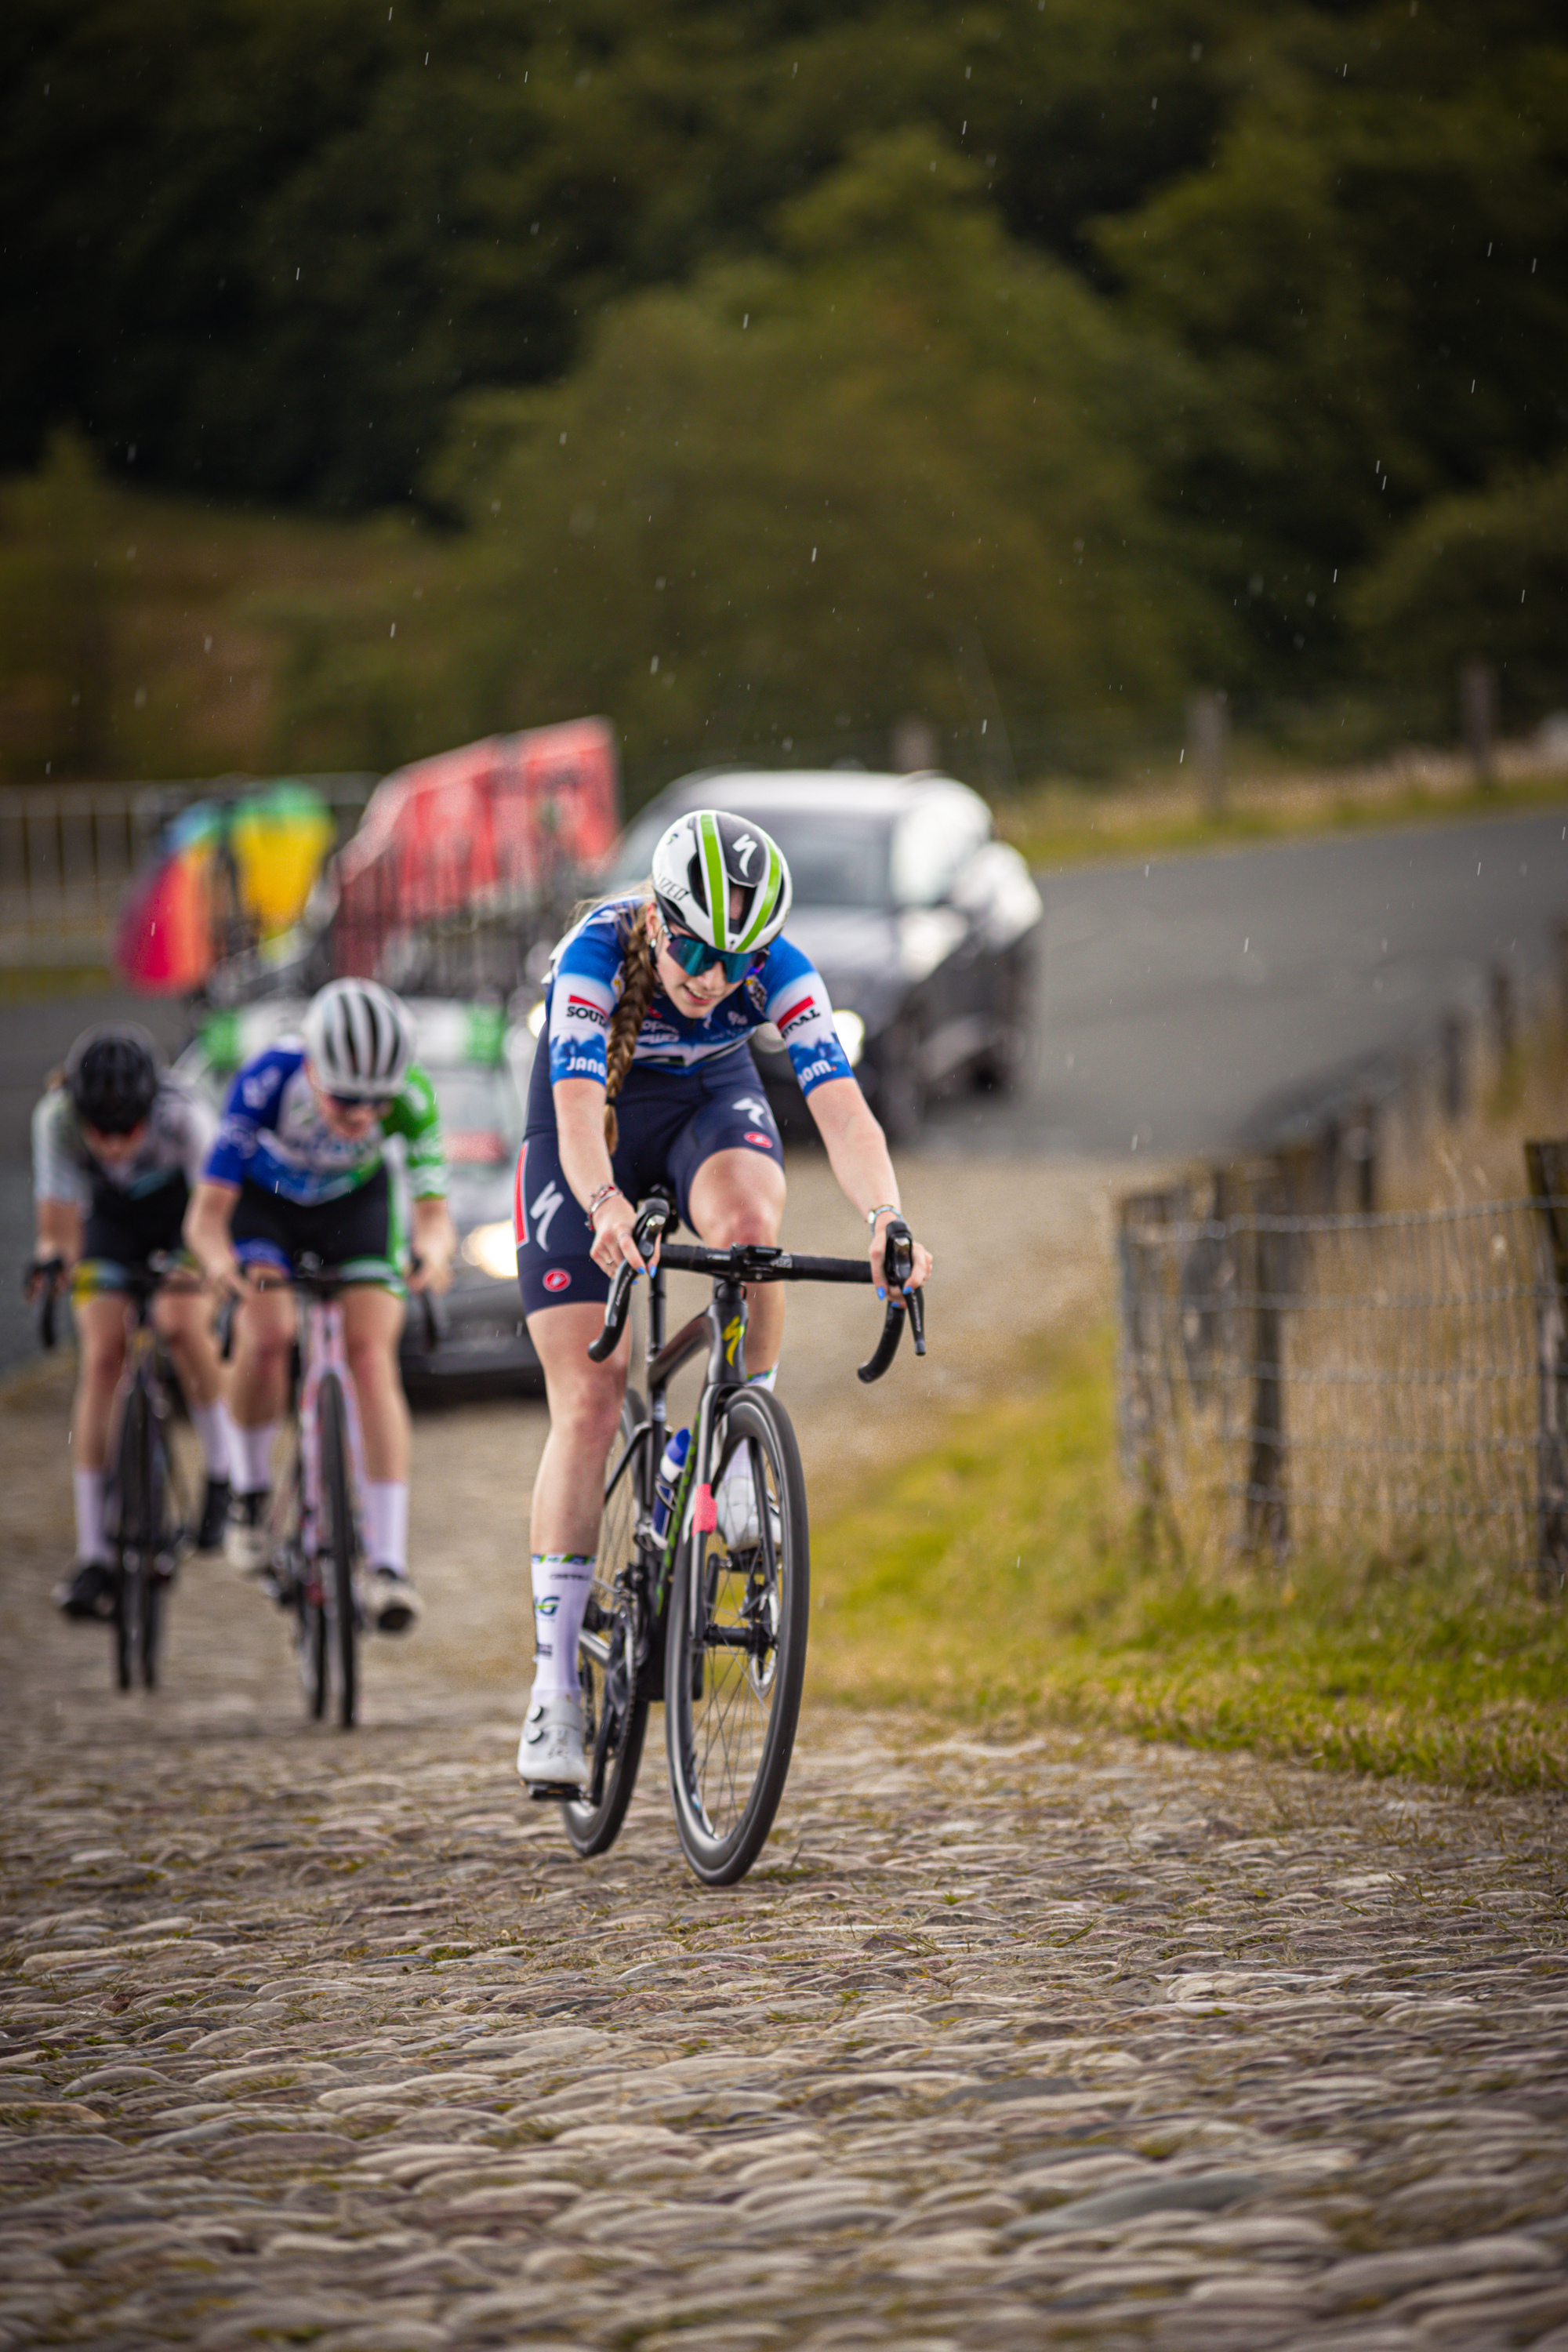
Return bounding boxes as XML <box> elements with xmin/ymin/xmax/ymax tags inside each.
<box><xmin>303</xmin><ymin>978</ymin><xmax>413</xmax><ymax>1099</ymax></box>
<box><xmin>651</xmin><ymin>808</ymin><xmax>792</xmax><ymax>956</ymax></box>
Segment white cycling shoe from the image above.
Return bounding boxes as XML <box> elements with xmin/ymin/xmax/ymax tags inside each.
<box><xmin>224</xmin><ymin>1490</ymin><xmax>273</xmax><ymax>1576</ymax></box>
<box><xmin>517</xmin><ymin>1693</ymin><xmax>588</xmax><ymax>1795</ymax></box>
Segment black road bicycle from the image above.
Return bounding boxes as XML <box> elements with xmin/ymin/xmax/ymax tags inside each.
<box><xmin>33</xmin><ymin>1253</ymin><xmax>193</xmax><ymax>1692</ymax></box>
<box><xmin>241</xmin><ymin>1254</ymin><xmax>440</xmax><ymax>1731</ymax></box>
<box><xmin>545</xmin><ymin>1192</ymin><xmax>925</xmax><ymax>1887</ymax></box>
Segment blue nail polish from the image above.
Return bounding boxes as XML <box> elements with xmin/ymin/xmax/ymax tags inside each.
<box><xmin>875</xmin><ymin>1286</ymin><xmax>885</xmax><ymax>1300</ymax></box>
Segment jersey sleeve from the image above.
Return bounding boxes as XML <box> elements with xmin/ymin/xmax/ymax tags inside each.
<box><xmin>385</xmin><ymin>1065</ymin><xmax>447</xmax><ymax>1198</ymax></box>
<box><xmin>545</xmin><ymin>905</ymin><xmax>624</xmax><ymax>1088</ymax></box>
<box><xmin>761</xmin><ymin>938</ymin><xmax>855</xmax><ymax>1097</ymax></box>
<box><xmin>32</xmin><ymin>1089</ymin><xmax>89</xmax><ymax>1209</ymax></box>
<box><xmin>204</xmin><ymin>1066</ymin><xmax>262</xmax><ymax>1188</ymax></box>
<box><xmin>165</xmin><ymin>1079</ymin><xmax>217</xmax><ymax>1189</ymax></box>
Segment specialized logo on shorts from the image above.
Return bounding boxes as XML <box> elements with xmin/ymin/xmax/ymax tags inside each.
<box><xmin>778</xmin><ymin>994</ymin><xmax>815</xmax><ymax>1039</ymax></box>
<box><xmin>543</xmin><ymin>1267</ymin><xmax>572</xmax><ymax>1292</ymax></box>
<box><xmin>744</xmin><ymin>1132</ymin><xmax>772</xmax><ymax>1147</ymax></box>
<box><xmin>732</xmin><ymin>1094</ymin><xmax>771</xmax><ymax>1126</ymax></box>
<box><xmin>565</xmin><ymin>995</ymin><xmax>608</xmax><ymax>1027</ymax></box>
<box><xmin>530</xmin><ymin>1178</ymin><xmax>566</xmax><ymax>1250</ymax></box>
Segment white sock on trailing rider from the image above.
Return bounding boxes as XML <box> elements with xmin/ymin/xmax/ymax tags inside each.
<box><xmin>363</xmin><ymin>1480</ymin><xmax>409</xmax><ymax>1573</ymax></box>
<box><xmin>232</xmin><ymin>1419</ymin><xmax>280</xmax><ymax>1495</ymax></box>
<box><xmin>188</xmin><ymin>1399</ymin><xmax>232</xmax><ymax>1481</ymax></box>
<box><xmin>529</xmin><ymin>1553</ymin><xmax>594</xmax><ymax>1700</ymax></box>
<box><xmin>74</xmin><ymin>1469</ymin><xmax>108</xmax><ymax>1565</ymax></box>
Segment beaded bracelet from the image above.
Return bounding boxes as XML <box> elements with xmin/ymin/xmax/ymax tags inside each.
<box><xmin>586</xmin><ymin>1181</ymin><xmax>623</xmax><ymax>1225</ymax></box>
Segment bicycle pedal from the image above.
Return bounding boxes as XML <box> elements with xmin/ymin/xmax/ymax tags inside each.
<box><xmin>526</xmin><ymin>1781</ymin><xmax>583</xmax><ymax>1802</ymax></box>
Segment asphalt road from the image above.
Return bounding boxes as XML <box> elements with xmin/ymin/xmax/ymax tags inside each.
<box><xmin>928</xmin><ymin>800</ymin><xmax>1568</xmax><ymax>1159</ymax></box>
<box><xmin>3</xmin><ymin>800</ymin><xmax>1565</xmax><ymax>1368</ymax></box>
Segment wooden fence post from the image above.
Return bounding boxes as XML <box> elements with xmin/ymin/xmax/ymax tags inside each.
<box><xmin>1525</xmin><ymin>1139</ymin><xmax>1568</xmax><ymax>1595</ymax></box>
<box><xmin>1245</xmin><ymin>1167</ymin><xmax>1290</xmax><ymax>1559</ymax></box>
<box><xmin>1117</xmin><ymin>1190</ymin><xmax>1173</xmax><ymax>1495</ymax></box>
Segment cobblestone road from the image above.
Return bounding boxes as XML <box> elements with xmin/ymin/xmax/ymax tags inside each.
<box><xmin>4</xmin><ymin>1162</ymin><xmax>1568</xmax><ymax>2350</ymax></box>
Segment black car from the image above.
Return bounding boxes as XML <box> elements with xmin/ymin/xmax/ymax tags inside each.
<box><xmin>602</xmin><ymin>770</ymin><xmax>1042</xmax><ymax>1140</ymax></box>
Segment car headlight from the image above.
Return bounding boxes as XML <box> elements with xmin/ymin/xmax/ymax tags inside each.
<box><xmin>526</xmin><ymin>1000</ymin><xmax>546</xmax><ymax>1038</ymax></box>
<box><xmin>833</xmin><ymin>1009</ymin><xmax>866</xmax><ymax>1067</ymax></box>
<box><xmin>461</xmin><ymin>1220</ymin><xmax>519</xmax><ymax>1282</ymax></box>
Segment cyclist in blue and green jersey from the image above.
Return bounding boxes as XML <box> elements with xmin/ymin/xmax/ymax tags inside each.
<box><xmin>183</xmin><ymin>978</ymin><xmax>455</xmax><ymax>1632</ymax></box>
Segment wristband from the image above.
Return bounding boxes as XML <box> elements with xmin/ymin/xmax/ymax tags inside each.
<box><xmin>866</xmin><ymin>1203</ymin><xmax>899</xmax><ymax>1232</ymax></box>
<box><xmin>586</xmin><ymin>1182</ymin><xmax>623</xmax><ymax>1225</ymax></box>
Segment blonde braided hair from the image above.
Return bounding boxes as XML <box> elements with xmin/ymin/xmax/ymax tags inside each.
<box><xmin>602</xmin><ymin>898</ymin><xmax>659</xmax><ymax>1154</ymax></box>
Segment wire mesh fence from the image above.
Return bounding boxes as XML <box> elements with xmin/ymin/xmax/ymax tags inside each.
<box><xmin>1117</xmin><ymin>1152</ymin><xmax>1568</xmax><ymax>1589</ymax></box>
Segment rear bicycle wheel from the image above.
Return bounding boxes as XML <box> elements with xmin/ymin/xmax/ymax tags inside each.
<box><xmin>318</xmin><ymin>1374</ymin><xmax>358</xmax><ymax>1730</ymax></box>
<box><xmin>665</xmin><ymin>1388</ymin><xmax>810</xmax><ymax>1886</ymax></box>
<box><xmin>563</xmin><ymin>1392</ymin><xmax>652</xmax><ymax>1858</ymax></box>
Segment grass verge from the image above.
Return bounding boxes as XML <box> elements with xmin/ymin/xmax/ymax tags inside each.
<box><xmin>995</xmin><ymin>764</ymin><xmax>1568</xmax><ymax>872</ymax></box>
<box><xmin>808</xmin><ymin>1323</ymin><xmax>1568</xmax><ymax>1791</ymax></box>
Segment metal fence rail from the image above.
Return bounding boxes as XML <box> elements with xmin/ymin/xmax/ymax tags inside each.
<box><xmin>1117</xmin><ymin>1177</ymin><xmax>1565</xmax><ymax>1585</ymax></box>
<box><xmin>0</xmin><ymin>776</ymin><xmax>374</xmax><ymax>967</ymax></box>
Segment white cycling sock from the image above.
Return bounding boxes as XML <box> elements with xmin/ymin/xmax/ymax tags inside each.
<box><xmin>363</xmin><ymin>1480</ymin><xmax>409</xmax><ymax>1574</ymax></box>
<box><xmin>529</xmin><ymin>1552</ymin><xmax>594</xmax><ymax>1699</ymax></box>
<box><xmin>719</xmin><ymin>1363</ymin><xmax>778</xmax><ymax>1494</ymax></box>
<box><xmin>188</xmin><ymin>1399</ymin><xmax>232</xmax><ymax>1481</ymax></box>
<box><xmin>74</xmin><ymin>1469</ymin><xmax>108</xmax><ymax>1565</ymax></box>
<box><xmin>232</xmin><ymin>1419</ymin><xmax>280</xmax><ymax>1495</ymax></box>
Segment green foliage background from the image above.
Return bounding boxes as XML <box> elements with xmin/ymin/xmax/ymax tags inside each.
<box><xmin>2</xmin><ymin>0</ymin><xmax>1566</xmax><ymax>782</ymax></box>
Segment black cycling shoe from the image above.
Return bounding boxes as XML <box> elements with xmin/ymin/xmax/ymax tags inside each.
<box><xmin>53</xmin><ymin>1560</ymin><xmax>118</xmax><ymax>1621</ymax></box>
<box><xmin>195</xmin><ymin>1476</ymin><xmax>232</xmax><ymax>1552</ymax></box>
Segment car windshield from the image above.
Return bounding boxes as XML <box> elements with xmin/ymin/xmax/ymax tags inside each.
<box><xmin>431</xmin><ymin>1065</ymin><xmax>522</xmax><ymax>1167</ymax></box>
<box><xmin>611</xmin><ymin>802</ymin><xmax>893</xmax><ymax>911</ymax></box>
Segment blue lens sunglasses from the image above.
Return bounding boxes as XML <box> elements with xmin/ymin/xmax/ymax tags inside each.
<box><xmin>659</xmin><ymin>920</ymin><xmax>759</xmax><ymax>986</ymax></box>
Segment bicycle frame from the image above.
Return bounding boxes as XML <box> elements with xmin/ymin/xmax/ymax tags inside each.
<box><xmin>293</xmin><ymin>1293</ymin><xmax>367</xmax><ymax>1570</ymax></box>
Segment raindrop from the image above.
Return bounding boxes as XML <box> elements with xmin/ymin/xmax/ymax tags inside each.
<box><xmin>390</xmin><ymin>623</ymin><xmax>396</xmax><ymax>639</ymax></box>
<box><xmin>296</xmin><ymin>267</ymin><xmax>300</xmax><ymax>281</ymax></box>
<box><xmin>1471</xmin><ymin>379</ymin><xmax>1476</xmax><ymax>394</ymax></box>
<box><xmin>1522</xmin><ymin>590</ymin><xmax>1526</xmax><ymax>604</ymax></box>
<box><xmin>1179</xmin><ymin>749</ymin><xmax>1185</xmax><ymax>764</ymax></box>
<box><xmin>1486</xmin><ymin>242</ymin><xmax>1492</xmax><ymax>257</ymax></box>
<box><xmin>650</xmin><ymin>655</ymin><xmax>659</xmax><ymax>674</ymax></box>
<box><xmin>1151</xmin><ymin>96</ymin><xmax>1158</xmax><ymax>110</ymax></box>
<box><xmin>981</xmin><ymin>720</ymin><xmax>988</xmax><ymax>735</ymax></box>
<box><xmin>203</xmin><ymin>635</ymin><xmax>212</xmax><ymax>653</ymax></box>
<box><xmin>560</xmin><ymin>431</ymin><xmax>567</xmax><ymax>445</ymax></box>
<box><xmin>811</xmin><ymin>547</ymin><xmax>817</xmax><ymax>562</ymax></box>
<box><xmin>1243</xmin><ymin>937</ymin><xmax>1249</xmax><ymax>953</ymax></box>
<box><xmin>742</xmin><ymin>313</ymin><xmax>749</xmax><ymax>329</ymax></box>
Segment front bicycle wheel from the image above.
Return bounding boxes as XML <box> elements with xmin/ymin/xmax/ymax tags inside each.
<box><xmin>279</xmin><ymin>1435</ymin><xmax>328</xmax><ymax>1722</ymax></box>
<box><xmin>564</xmin><ymin>1392</ymin><xmax>653</xmax><ymax>1857</ymax></box>
<box><xmin>665</xmin><ymin>1388</ymin><xmax>810</xmax><ymax>1886</ymax></box>
<box><xmin>318</xmin><ymin>1374</ymin><xmax>359</xmax><ymax>1731</ymax></box>
<box><xmin>110</xmin><ymin>1384</ymin><xmax>151</xmax><ymax>1694</ymax></box>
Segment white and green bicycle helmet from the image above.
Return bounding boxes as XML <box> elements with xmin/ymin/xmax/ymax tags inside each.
<box><xmin>650</xmin><ymin>808</ymin><xmax>793</xmax><ymax>963</ymax></box>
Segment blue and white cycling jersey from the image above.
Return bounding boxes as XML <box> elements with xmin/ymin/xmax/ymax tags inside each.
<box><xmin>546</xmin><ymin>895</ymin><xmax>853</xmax><ymax>1098</ymax></box>
<box><xmin>204</xmin><ymin>1042</ymin><xmax>447</xmax><ymax>1209</ymax></box>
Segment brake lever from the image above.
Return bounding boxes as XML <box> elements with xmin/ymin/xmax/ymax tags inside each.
<box><xmin>586</xmin><ymin>1195</ymin><xmax>671</xmax><ymax>1363</ymax></box>
<box><xmin>857</xmin><ymin>1219</ymin><xmax>926</xmax><ymax>1381</ymax></box>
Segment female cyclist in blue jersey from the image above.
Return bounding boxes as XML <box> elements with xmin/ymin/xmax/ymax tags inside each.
<box><xmin>515</xmin><ymin>807</ymin><xmax>933</xmax><ymax>1791</ymax></box>
<box><xmin>183</xmin><ymin>979</ymin><xmax>456</xmax><ymax>1633</ymax></box>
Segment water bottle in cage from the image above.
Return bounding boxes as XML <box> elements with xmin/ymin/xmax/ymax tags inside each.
<box><xmin>650</xmin><ymin>1426</ymin><xmax>691</xmax><ymax>1544</ymax></box>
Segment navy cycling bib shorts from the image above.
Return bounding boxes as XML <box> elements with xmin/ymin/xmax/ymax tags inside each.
<box><xmin>514</xmin><ymin>1043</ymin><xmax>783</xmax><ymax>1317</ymax></box>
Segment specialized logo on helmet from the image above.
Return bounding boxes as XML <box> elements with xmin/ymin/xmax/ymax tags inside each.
<box><xmin>734</xmin><ymin>833</ymin><xmax>759</xmax><ymax>877</ymax></box>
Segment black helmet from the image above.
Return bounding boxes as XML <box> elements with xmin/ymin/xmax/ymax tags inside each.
<box><xmin>65</xmin><ymin>1026</ymin><xmax>161</xmax><ymax>1134</ymax></box>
